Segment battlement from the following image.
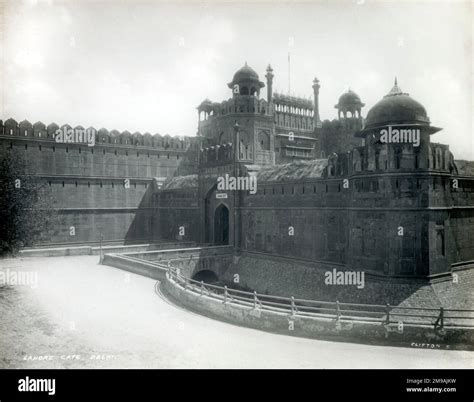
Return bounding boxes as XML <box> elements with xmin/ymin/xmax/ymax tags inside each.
<box><xmin>0</xmin><ymin>118</ymin><xmax>196</xmax><ymax>150</ymax></box>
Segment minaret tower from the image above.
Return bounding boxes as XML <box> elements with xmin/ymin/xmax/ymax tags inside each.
<box><xmin>312</xmin><ymin>77</ymin><xmax>321</xmax><ymax>129</ymax></box>
<box><xmin>265</xmin><ymin>64</ymin><xmax>274</xmax><ymax>107</ymax></box>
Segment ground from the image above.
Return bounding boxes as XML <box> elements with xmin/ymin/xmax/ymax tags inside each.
<box><xmin>0</xmin><ymin>256</ymin><xmax>472</xmax><ymax>369</ymax></box>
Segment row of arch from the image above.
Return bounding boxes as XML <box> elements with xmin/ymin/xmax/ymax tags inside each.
<box><xmin>199</xmin><ymin>142</ymin><xmax>258</xmax><ymax>164</ymax></box>
<box><xmin>198</xmin><ymin>97</ymin><xmax>268</xmax><ymax>121</ymax></box>
<box><xmin>274</xmin><ymin>112</ymin><xmax>314</xmax><ymax>130</ymax></box>
<box><xmin>236</xmin><ymin>86</ymin><xmax>259</xmax><ymax>96</ymax></box>
<box><xmin>273</xmin><ymin>103</ymin><xmax>314</xmax><ymax>116</ymax></box>
<box><xmin>337</xmin><ymin>109</ymin><xmax>363</xmax><ymax>119</ymax></box>
<box><xmin>326</xmin><ymin>144</ymin><xmax>454</xmax><ymax>177</ymax></box>
<box><xmin>0</xmin><ymin>119</ymin><xmax>192</xmax><ymax>149</ymax></box>
<box><xmin>200</xmin><ymin>143</ymin><xmax>234</xmax><ymax>164</ymax></box>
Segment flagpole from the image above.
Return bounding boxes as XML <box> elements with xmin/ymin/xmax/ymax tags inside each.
<box><xmin>288</xmin><ymin>52</ymin><xmax>291</xmax><ymax>94</ymax></box>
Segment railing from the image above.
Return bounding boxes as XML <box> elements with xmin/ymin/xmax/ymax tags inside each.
<box><xmin>285</xmin><ymin>150</ymin><xmax>314</xmax><ymax>158</ymax></box>
<box><xmin>166</xmin><ymin>266</ymin><xmax>474</xmax><ymax>330</ymax></box>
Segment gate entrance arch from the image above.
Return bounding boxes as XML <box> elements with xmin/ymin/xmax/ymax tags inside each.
<box><xmin>214</xmin><ymin>204</ymin><xmax>229</xmax><ymax>245</ymax></box>
<box><xmin>203</xmin><ymin>184</ymin><xmax>233</xmax><ymax>245</ymax></box>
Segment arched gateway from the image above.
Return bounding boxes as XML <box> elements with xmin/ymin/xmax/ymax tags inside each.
<box><xmin>213</xmin><ymin>204</ymin><xmax>229</xmax><ymax>245</ymax></box>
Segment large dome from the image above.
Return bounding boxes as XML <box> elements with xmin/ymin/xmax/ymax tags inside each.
<box><xmin>365</xmin><ymin>79</ymin><xmax>430</xmax><ymax>129</ymax></box>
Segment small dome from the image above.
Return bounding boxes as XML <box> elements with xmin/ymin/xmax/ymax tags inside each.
<box><xmin>365</xmin><ymin>79</ymin><xmax>430</xmax><ymax>129</ymax></box>
<box><xmin>233</xmin><ymin>63</ymin><xmax>259</xmax><ymax>82</ymax></box>
<box><xmin>197</xmin><ymin>98</ymin><xmax>214</xmax><ymax>110</ymax></box>
<box><xmin>335</xmin><ymin>89</ymin><xmax>364</xmax><ymax>110</ymax></box>
<box><xmin>199</xmin><ymin>98</ymin><xmax>212</xmax><ymax>105</ymax></box>
<box><xmin>228</xmin><ymin>62</ymin><xmax>265</xmax><ymax>89</ymax></box>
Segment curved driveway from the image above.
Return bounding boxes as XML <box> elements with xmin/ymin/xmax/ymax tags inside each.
<box><xmin>0</xmin><ymin>256</ymin><xmax>472</xmax><ymax>369</ymax></box>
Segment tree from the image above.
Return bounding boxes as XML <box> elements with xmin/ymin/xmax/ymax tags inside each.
<box><xmin>0</xmin><ymin>149</ymin><xmax>57</xmax><ymax>255</ymax></box>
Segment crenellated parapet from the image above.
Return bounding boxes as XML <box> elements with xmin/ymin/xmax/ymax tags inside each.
<box><xmin>0</xmin><ymin>118</ymin><xmax>196</xmax><ymax>150</ymax></box>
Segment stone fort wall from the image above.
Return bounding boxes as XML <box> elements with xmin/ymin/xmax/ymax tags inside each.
<box><xmin>153</xmin><ymin>186</ymin><xmax>201</xmax><ymax>243</ymax></box>
<box><xmin>154</xmin><ymin>163</ymin><xmax>474</xmax><ymax>278</ymax></box>
<box><xmin>239</xmin><ymin>173</ymin><xmax>474</xmax><ymax>276</ymax></box>
<box><xmin>0</xmin><ymin>118</ymin><xmax>198</xmax><ymax>245</ymax></box>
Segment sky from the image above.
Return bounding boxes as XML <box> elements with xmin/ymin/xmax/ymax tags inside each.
<box><xmin>1</xmin><ymin>0</ymin><xmax>472</xmax><ymax>159</ymax></box>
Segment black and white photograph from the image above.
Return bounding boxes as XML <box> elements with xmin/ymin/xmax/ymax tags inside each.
<box><xmin>0</xmin><ymin>0</ymin><xmax>473</xmax><ymax>397</ymax></box>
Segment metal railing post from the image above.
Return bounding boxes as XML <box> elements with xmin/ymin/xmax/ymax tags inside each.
<box><xmin>99</xmin><ymin>232</ymin><xmax>103</xmax><ymax>264</ymax></box>
<box><xmin>437</xmin><ymin>307</ymin><xmax>444</xmax><ymax>329</ymax></box>
<box><xmin>158</xmin><ymin>269</ymin><xmax>474</xmax><ymax>329</ymax></box>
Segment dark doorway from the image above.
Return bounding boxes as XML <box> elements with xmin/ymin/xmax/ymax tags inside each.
<box><xmin>214</xmin><ymin>204</ymin><xmax>229</xmax><ymax>245</ymax></box>
<box><xmin>192</xmin><ymin>270</ymin><xmax>219</xmax><ymax>283</ymax></box>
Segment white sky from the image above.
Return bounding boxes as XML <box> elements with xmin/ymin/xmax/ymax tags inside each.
<box><xmin>1</xmin><ymin>0</ymin><xmax>472</xmax><ymax>159</ymax></box>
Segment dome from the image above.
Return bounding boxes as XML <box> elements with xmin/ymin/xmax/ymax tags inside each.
<box><xmin>365</xmin><ymin>79</ymin><xmax>430</xmax><ymax>129</ymax></box>
<box><xmin>228</xmin><ymin>62</ymin><xmax>265</xmax><ymax>89</ymax></box>
<box><xmin>335</xmin><ymin>89</ymin><xmax>364</xmax><ymax>110</ymax></box>
<box><xmin>233</xmin><ymin>64</ymin><xmax>259</xmax><ymax>81</ymax></box>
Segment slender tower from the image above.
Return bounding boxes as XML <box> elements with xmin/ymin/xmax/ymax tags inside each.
<box><xmin>312</xmin><ymin>77</ymin><xmax>321</xmax><ymax>129</ymax></box>
<box><xmin>265</xmin><ymin>64</ymin><xmax>274</xmax><ymax>112</ymax></box>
